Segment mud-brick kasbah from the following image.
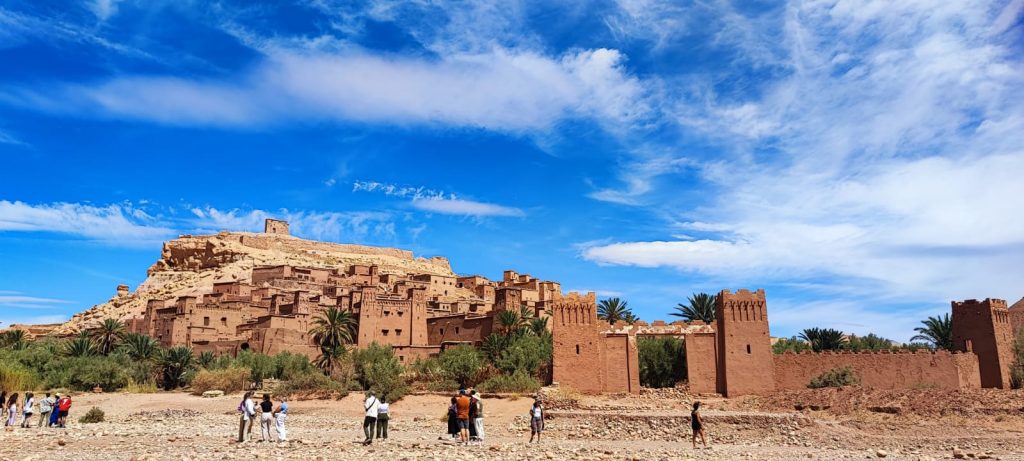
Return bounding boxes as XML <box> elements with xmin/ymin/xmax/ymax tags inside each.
<box><xmin>17</xmin><ymin>219</ymin><xmax>1024</xmax><ymax>397</ymax></box>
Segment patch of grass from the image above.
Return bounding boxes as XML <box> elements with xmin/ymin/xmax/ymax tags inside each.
<box><xmin>808</xmin><ymin>367</ymin><xmax>860</xmax><ymax>389</ymax></box>
<box><xmin>275</xmin><ymin>371</ymin><xmax>347</xmax><ymax>400</ymax></box>
<box><xmin>78</xmin><ymin>407</ymin><xmax>105</xmax><ymax>424</ymax></box>
<box><xmin>190</xmin><ymin>367</ymin><xmax>250</xmax><ymax>395</ymax></box>
<box><xmin>124</xmin><ymin>379</ymin><xmax>158</xmax><ymax>394</ymax></box>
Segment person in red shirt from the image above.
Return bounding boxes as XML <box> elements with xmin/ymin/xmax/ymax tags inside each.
<box><xmin>455</xmin><ymin>390</ymin><xmax>471</xmax><ymax>445</ymax></box>
<box><xmin>57</xmin><ymin>394</ymin><xmax>73</xmax><ymax>428</ymax></box>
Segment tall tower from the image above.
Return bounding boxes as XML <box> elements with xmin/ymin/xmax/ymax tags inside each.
<box><xmin>951</xmin><ymin>298</ymin><xmax>1013</xmax><ymax>389</ymax></box>
<box><xmin>716</xmin><ymin>289</ymin><xmax>775</xmax><ymax>397</ymax></box>
<box><xmin>550</xmin><ymin>292</ymin><xmax>608</xmax><ymax>393</ymax></box>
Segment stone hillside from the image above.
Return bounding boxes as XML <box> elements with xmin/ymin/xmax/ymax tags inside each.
<box><xmin>49</xmin><ymin>231</ymin><xmax>455</xmax><ymax>335</ymax></box>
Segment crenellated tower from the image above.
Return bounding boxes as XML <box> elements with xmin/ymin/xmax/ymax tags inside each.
<box><xmin>716</xmin><ymin>289</ymin><xmax>775</xmax><ymax>397</ymax></box>
<box><xmin>951</xmin><ymin>298</ymin><xmax>1013</xmax><ymax>389</ymax></box>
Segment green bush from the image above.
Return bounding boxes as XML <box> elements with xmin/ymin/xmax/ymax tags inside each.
<box><xmin>478</xmin><ymin>371</ymin><xmax>541</xmax><ymax>394</ymax></box>
<box><xmin>78</xmin><ymin>407</ymin><xmax>105</xmax><ymax>424</ymax></box>
<box><xmin>273</xmin><ymin>352</ymin><xmax>316</xmax><ymax>380</ymax></box>
<box><xmin>637</xmin><ymin>337</ymin><xmax>686</xmax><ymax>388</ymax></box>
<box><xmin>438</xmin><ymin>346</ymin><xmax>484</xmax><ymax>387</ymax></box>
<box><xmin>52</xmin><ymin>356</ymin><xmax>130</xmax><ymax>391</ymax></box>
<box><xmin>494</xmin><ymin>334</ymin><xmax>551</xmax><ymax>377</ymax></box>
<box><xmin>276</xmin><ymin>371</ymin><xmax>347</xmax><ymax>399</ymax></box>
<box><xmin>190</xmin><ymin>367</ymin><xmax>250</xmax><ymax>395</ymax></box>
<box><xmin>808</xmin><ymin>366</ymin><xmax>860</xmax><ymax>389</ymax></box>
<box><xmin>235</xmin><ymin>351</ymin><xmax>274</xmax><ymax>387</ymax></box>
<box><xmin>0</xmin><ymin>360</ymin><xmax>38</xmax><ymax>391</ymax></box>
<box><xmin>353</xmin><ymin>343</ymin><xmax>408</xmax><ymax>401</ymax></box>
<box><xmin>772</xmin><ymin>336</ymin><xmax>811</xmax><ymax>354</ymax></box>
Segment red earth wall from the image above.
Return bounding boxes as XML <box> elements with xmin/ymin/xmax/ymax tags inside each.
<box><xmin>772</xmin><ymin>350</ymin><xmax>981</xmax><ymax>390</ymax></box>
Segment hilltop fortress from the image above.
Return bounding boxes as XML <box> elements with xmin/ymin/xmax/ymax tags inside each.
<box><xmin>18</xmin><ymin>219</ymin><xmax>1024</xmax><ymax>396</ymax></box>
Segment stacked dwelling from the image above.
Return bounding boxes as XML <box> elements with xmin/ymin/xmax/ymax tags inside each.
<box><xmin>127</xmin><ymin>257</ymin><xmax>562</xmax><ymax>364</ymax></box>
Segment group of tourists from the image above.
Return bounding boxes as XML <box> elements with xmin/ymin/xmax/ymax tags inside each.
<box><xmin>237</xmin><ymin>392</ymin><xmax>288</xmax><ymax>443</ymax></box>
<box><xmin>0</xmin><ymin>391</ymin><xmax>72</xmax><ymax>429</ymax></box>
<box><xmin>361</xmin><ymin>391</ymin><xmax>390</xmax><ymax>445</ymax></box>
<box><xmin>444</xmin><ymin>388</ymin><xmax>485</xmax><ymax>444</ymax></box>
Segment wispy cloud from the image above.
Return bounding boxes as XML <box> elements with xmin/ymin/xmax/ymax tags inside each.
<box><xmin>0</xmin><ymin>6</ymin><xmax>151</xmax><ymax>59</ymax></box>
<box><xmin>0</xmin><ymin>292</ymin><xmax>74</xmax><ymax>310</ymax></box>
<box><xmin>410</xmin><ymin>197</ymin><xmax>525</xmax><ymax>218</ymax></box>
<box><xmin>0</xmin><ymin>200</ymin><xmax>175</xmax><ymax>245</ymax></box>
<box><xmin>352</xmin><ymin>181</ymin><xmax>448</xmax><ymax>200</ymax></box>
<box><xmin>189</xmin><ymin>207</ymin><xmax>397</xmax><ymax>242</ymax></box>
<box><xmin>0</xmin><ymin>129</ymin><xmax>27</xmax><ymax>147</ymax></box>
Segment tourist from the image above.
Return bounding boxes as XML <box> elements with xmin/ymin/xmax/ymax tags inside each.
<box><xmin>237</xmin><ymin>391</ymin><xmax>255</xmax><ymax>442</ymax></box>
<box><xmin>376</xmin><ymin>396</ymin><xmax>389</xmax><ymax>441</ymax></box>
<box><xmin>362</xmin><ymin>391</ymin><xmax>379</xmax><ymax>445</ymax></box>
<box><xmin>56</xmin><ymin>394</ymin><xmax>73</xmax><ymax>428</ymax></box>
<box><xmin>20</xmin><ymin>392</ymin><xmax>34</xmax><ymax>428</ymax></box>
<box><xmin>467</xmin><ymin>390</ymin><xmax>479</xmax><ymax>442</ymax></box>
<box><xmin>6</xmin><ymin>393</ymin><xmax>18</xmax><ymax>427</ymax></box>
<box><xmin>48</xmin><ymin>394</ymin><xmax>60</xmax><ymax>428</ymax></box>
<box><xmin>691</xmin><ymin>401</ymin><xmax>708</xmax><ymax>449</ymax></box>
<box><xmin>528</xmin><ymin>400</ymin><xmax>544</xmax><ymax>443</ymax></box>
<box><xmin>38</xmin><ymin>393</ymin><xmax>52</xmax><ymax>427</ymax></box>
<box><xmin>258</xmin><ymin>394</ymin><xmax>274</xmax><ymax>442</ymax></box>
<box><xmin>471</xmin><ymin>390</ymin><xmax>485</xmax><ymax>443</ymax></box>
<box><xmin>273</xmin><ymin>396</ymin><xmax>288</xmax><ymax>442</ymax></box>
<box><xmin>455</xmin><ymin>389</ymin><xmax>471</xmax><ymax>445</ymax></box>
<box><xmin>446</xmin><ymin>396</ymin><xmax>458</xmax><ymax>439</ymax></box>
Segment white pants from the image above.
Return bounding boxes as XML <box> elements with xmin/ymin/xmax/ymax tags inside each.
<box><xmin>275</xmin><ymin>413</ymin><xmax>287</xmax><ymax>441</ymax></box>
<box><xmin>260</xmin><ymin>413</ymin><xmax>274</xmax><ymax>441</ymax></box>
<box><xmin>473</xmin><ymin>418</ymin><xmax>484</xmax><ymax>440</ymax></box>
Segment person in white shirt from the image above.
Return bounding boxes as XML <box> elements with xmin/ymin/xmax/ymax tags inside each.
<box><xmin>237</xmin><ymin>391</ymin><xmax>256</xmax><ymax>442</ymax></box>
<box><xmin>362</xmin><ymin>391</ymin><xmax>379</xmax><ymax>445</ymax></box>
<box><xmin>37</xmin><ymin>393</ymin><xmax>52</xmax><ymax>428</ymax></box>
<box><xmin>375</xmin><ymin>397</ymin><xmax>389</xmax><ymax>441</ymax></box>
<box><xmin>20</xmin><ymin>392</ymin><xmax>34</xmax><ymax>428</ymax></box>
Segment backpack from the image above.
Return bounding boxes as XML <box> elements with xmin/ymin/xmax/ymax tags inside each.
<box><xmin>237</xmin><ymin>401</ymin><xmax>245</xmax><ymax>413</ymax></box>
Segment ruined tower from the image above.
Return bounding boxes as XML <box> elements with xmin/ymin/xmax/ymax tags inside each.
<box><xmin>951</xmin><ymin>298</ymin><xmax>1013</xmax><ymax>389</ymax></box>
<box><xmin>264</xmin><ymin>218</ymin><xmax>289</xmax><ymax>235</ymax></box>
<box><xmin>716</xmin><ymin>289</ymin><xmax>775</xmax><ymax>397</ymax></box>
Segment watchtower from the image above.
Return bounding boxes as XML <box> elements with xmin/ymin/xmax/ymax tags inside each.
<box><xmin>716</xmin><ymin>289</ymin><xmax>775</xmax><ymax>397</ymax></box>
<box><xmin>951</xmin><ymin>298</ymin><xmax>1013</xmax><ymax>388</ymax></box>
<box><xmin>264</xmin><ymin>219</ymin><xmax>289</xmax><ymax>235</ymax></box>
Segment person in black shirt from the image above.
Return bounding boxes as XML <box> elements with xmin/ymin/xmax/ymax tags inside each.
<box><xmin>259</xmin><ymin>394</ymin><xmax>275</xmax><ymax>442</ymax></box>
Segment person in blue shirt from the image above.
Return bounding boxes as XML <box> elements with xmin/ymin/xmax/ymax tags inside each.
<box><xmin>273</xmin><ymin>396</ymin><xmax>289</xmax><ymax>442</ymax></box>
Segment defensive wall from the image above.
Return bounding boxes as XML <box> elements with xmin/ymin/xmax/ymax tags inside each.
<box><xmin>551</xmin><ymin>289</ymin><xmax>1012</xmax><ymax>396</ymax></box>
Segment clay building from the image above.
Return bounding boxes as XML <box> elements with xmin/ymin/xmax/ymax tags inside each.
<box><xmin>552</xmin><ymin>289</ymin><xmax>1011</xmax><ymax>397</ymax></box>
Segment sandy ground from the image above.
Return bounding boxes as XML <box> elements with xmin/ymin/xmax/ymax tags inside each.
<box><xmin>0</xmin><ymin>389</ymin><xmax>1021</xmax><ymax>461</ymax></box>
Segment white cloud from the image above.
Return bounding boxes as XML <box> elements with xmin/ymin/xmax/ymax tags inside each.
<box><xmin>410</xmin><ymin>197</ymin><xmax>525</xmax><ymax>218</ymax></box>
<box><xmin>88</xmin><ymin>0</ymin><xmax>124</xmax><ymax>21</ymax></box>
<box><xmin>588</xmin><ymin>154</ymin><xmax>693</xmax><ymax>205</ymax></box>
<box><xmin>0</xmin><ymin>6</ymin><xmax>151</xmax><ymax>58</ymax></box>
<box><xmin>8</xmin><ymin>47</ymin><xmax>647</xmax><ymax>132</ymax></box>
<box><xmin>189</xmin><ymin>207</ymin><xmax>397</xmax><ymax>242</ymax></box>
<box><xmin>0</xmin><ymin>293</ymin><xmax>73</xmax><ymax>310</ymax></box>
<box><xmin>0</xmin><ymin>200</ymin><xmax>175</xmax><ymax>245</ymax></box>
<box><xmin>352</xmin><ymin>181</ymin><xmax>448</xmax><ymax>200</ymax></box>
<box><xmin>0</xmin><ymin>129</ymin><xmax>26</xmax><ymax>146</ymax></box>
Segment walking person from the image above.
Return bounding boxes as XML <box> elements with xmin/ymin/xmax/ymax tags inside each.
<box><xmin>375</xmin><ymin>396</ymin><xmax>389</xmax><ymax>442</ymax></box>
<box><xmin>56</xmin><ymin>394</ymin><xmax>72</xmax><ymax>428</ymax></box>
<box><xmin>470</xmin><ymin>390</ymin><xmax>485</xmax><ymax>443</ymax></box>
<box><xmin>38</xmin><ymin>393</ymin><xmax>52</xmax><ymax>428</ymax></box>
<box><xmin>6</xmin><ymin>393</ymin><xmax>18</xmax><ymax>428</ymax></box>
<box><xmin>20</xmin><ymin>392</ymin><xmax>34</xmax><ymax>428</ymax></box>
<box><xmin>237</xmin><ymin>391</ymin><xmax>256</xmax><ymax>443</ymax></box>
<box><xmin>48</xmin><ymin>394</ymin><xmax>60</xmax><ymax>428</ymax></box>
<box><xmin>362</xmin><ymin>391</ymin><xmax>379</xmax><ymax>445</ymax></box>
<box><xmin>273</xmin><ymin>396</ymin><xmax>288</xmax><ymax>442</ymax></box>
<box><xmin>455</xmin><ymin>390</ymin><xmax>471</xmax><ymax>445</ymax></box>
<box><xmin>691</xmin><ymin>401</ymin><xmax>709</xmax><ymax>449</ymax></box>
<box><xmin>528</xmin><ymin>400</ymin><xmax>544</xmax><ymax>443</ymax></box>
<box><xmin>258</xmin><ymin>394</ymin><xmax>274</xmax><ymax>442</ymax></box>
<box><xmin>446</xmin><ymin>397</ymin><xmax>458</xmax><ymax>439</ymax></box>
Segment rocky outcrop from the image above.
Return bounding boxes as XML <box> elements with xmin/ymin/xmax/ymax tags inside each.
<box><xmin>47</xmin><ymin>231</ymin><xmax>456</xmax><ymax>336</ymax></box>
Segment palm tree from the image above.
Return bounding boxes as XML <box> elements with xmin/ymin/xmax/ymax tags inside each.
<box><xmin>308</xmin><ymin>307</ymin><xmax>357</xmax><ymax>374</ymax></box>
<box><xmin>480</xmin><ymin>334</ymin><xmax>508</xmax><ymax>362</ymax></box>
<box><xmin>670</xmin><ymin>292</ymin><xmax>718</xmax><ymax>323</ymax></box>
<box><xmin>497</xmin><ymin>310</ymin><xmax>524</xmax><ymax>334</ymax></box>
<box><xmin>197</xmin><ymin>351</ymin><xmax>216</xmax><ymax>369</ymax></box>
<box><xmin>0</xmin><ymin>329</ymin><xmax>27</xmax><ymax>349</ymax></box>
<box><xmin>799</xmin><ymin>327</ymin><xmax>847</xmax><ymax>352</ymax></box>
<box><xmin>64</xmin><ymin>336</ymin><xmax>97</xmax><ymax>357</ymax></box>
<box><xmin>597</xmin><ymin>298</ymin><xmax>634</xmax><ymax>325</ymax></box>
<box><xmin>160</xmin><ymin>346</ymin><xmax>195</xmax><ymax>390</ymax></box>
<box><xmin>910</xmin><ymin>313</ymin><xmax>953</xmax><ymax>351</ymax></box>
<box><xmin>529</xmin><ymin>317</ymin><xmax>549</xmax><ymax>337</ymax></box>
<box><xmin>120</xmin><ymin>333</ymin><xmax>159</xmax><ymax>362</ymax></box>
<box><xmin>93</xmin><ymin>318</ymin><xmax>126</xmax><ymax>355</ymax></box>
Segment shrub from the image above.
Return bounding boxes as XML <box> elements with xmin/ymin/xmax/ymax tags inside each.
<box><xmin>78</xmin><ymin>407</ymin><xmax>105</xmax><ymax>424</ymax></box>
<box><xmin>637</xmin><ymin>337</ymin><xmax>686</xmax><ymax>388</ymax></box>
<box><xmin>808</xmin><ymin>367</ymin><xmax>860</xmax><ymax>388</ymax></box>
<box><xmin>0</xmin><ymin>360</ymin><xmax>38</xmax><ymax>391</ymax></box>
<box><xmin>494</xmin><ymin>334</ymin><xmax>551</xmax><ymax>377</ymax></box>
<box><xmin>478</xmin><ymin>371</ymin><xmax>541</xmax><ymax>394</ymax></box>
<box><xmin>438</xmin><ymin>346</ymin><xmax>484</xmax><ymax>387</ymax></box>
<box><xmin>353</xmin><ymin>343</ymin><xmax>408</xmax><ymax>401</ymax></box>
<box><xmin>235</xmin><ymin>351</ymin><xmax>274</xmax><ymax>387</ymax></box>
<box><xmin>190</xmin><ymin>367</ymin><xmax>250</xmax><ymax>395</ymax></box>
<box><xmin>772</xmin><ymin>336</ymin><xmax>811</xmax><ymax>354</ymax></box>
<box><xmin>273</xmin><ymin>352</ymin><xmax>316</xmax><ymax>380</ymax></box>
<box><xmin>124</xmin><ymin>379</ymin><xmax>158</xmax><ymax>393</ymax></box>
<box><xmin>54</xmin><ymin>356</ymin><xmax>130</xmax><ymax>391</ymax></box>
<box><xmin>276</xmin><ymin>371</ymin><xmax>347</xmax><ymax>399</ymax></box>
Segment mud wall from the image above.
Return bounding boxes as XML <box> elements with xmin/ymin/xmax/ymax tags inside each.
<box><xmin>772</xmin><ymin>350</ymin><xmax>981</xmax><ymax>390</ymax></box>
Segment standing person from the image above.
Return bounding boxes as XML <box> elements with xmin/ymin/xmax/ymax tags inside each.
<box><xmin>467</xmin><ymin>390</ymin><xmax>479</xmax><ymax>442</ymax></box>
<box><xmin>455</xmin><ymin>390</ymin><xmax>471</xmax><ymax>445</ymax></box>
<box><xmin>446</xmin><ymin>397</ymin><xmax>458</xmax><ymax>439</ymax></box>
<box><xmin>273</xmin><ymin>396</ymin><xmax>288</xmax><ymax>442</ymax></box>
<box><xmin>471</xmin><ymin>390</ymin><xmax>485</xmax><ymax>443</ymax></box>
<box><xmin>6</xmin><ymin>393</ymin><xmax>19</xmax><ymax>427</ymax></box>
<box><xmin>375</xmin><ymin>397</ymin><xmax>389</xmax><ymax>442</ymax></box>
<box><xmin>258</xmin><ymin>394</ymin><xmax>274</xmax><ymax>442</ymax></box>
<box><xmin>37</xmin><ymin>393</ymin><xmax>52</xmax><ymax>428</ymax></box>
<box><xmin>362</xmin><ymin>391</ymin><xmax>379</xmax><ymax>445</ymax></box>
<box><xmin>691</xmin><ymin>401</ymin><xmax>708</xmax><ymax>449</ymax></box>
<box><xmin>20</xmin><ymin>392</ymin><xmax>34</xmax><ymax>428</ymax></box>
<box><xmin>56</xmin><ymin>394</ymin><xmax>73</xmax><ymax>428</ymax></box>
<box><xmin>237</xmin><ymin>391</ymin><xmax>255</xmax><ymax>443</ymax></box>
<box><xmin>528</xmin><ymin>400</ymin><xmax>544</xmax><ymax>443</ymax></box>
<box><xmin>48</xmin><ymin>394</ymin><xmax>60</xmax><ymax>428</ymax></box>
<box><xmin>0</xmin><ymin>391</ymin><xmax>6</xmax><ymax>423</ymax></box>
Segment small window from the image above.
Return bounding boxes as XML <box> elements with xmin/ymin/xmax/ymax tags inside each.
<box><xmin>396</xmin><ymin>329</ymin><xmax>402</xmax><ymax>336</ymax></box>
<box><xmin>203</xmin><ymin>317</ymin><xmax>210</xmax><ymax>326</ymax></box>
<box><xmin>399</xmin><ymin>356</ymin><xmax>405</xmax><ymax>362</ymax></box>
<box><xmin>576</xmin><ymin>345</ymin><xmax>580</xmax><ymax>355</ymax></box>
<box><xmin>440</xmin><ymin>328</ymin><xmax>445</xmax><ymax>335</ymax></box>
<box><xmin>398</xmin><ymin>311</ymin><xmax>404</xmax><ymax>317</ymax></box>
<box><xmin>455</xmin><ymin>327</ymin><xmax>460</xmax><ymax>334</ymax></box>
<box><xmin>221</xmin><ymin>317</ymin><xmax>227</xmax><ymax>326</ymax></box>
<box><xmin>746</xmin><ymin>344</ymin><xmax>751</xmax><ymax>354</ymax></box>
<box><xmin>382</xmin><ymin>329</ymin><xmax>389</xmax><ymax>336</ymax></box>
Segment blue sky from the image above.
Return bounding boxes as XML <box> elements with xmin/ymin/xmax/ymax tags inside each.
<box><xmin>1</xmin><ymin>0</ymin><xmax>1023</xmax><ymax>341</ymax></box>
